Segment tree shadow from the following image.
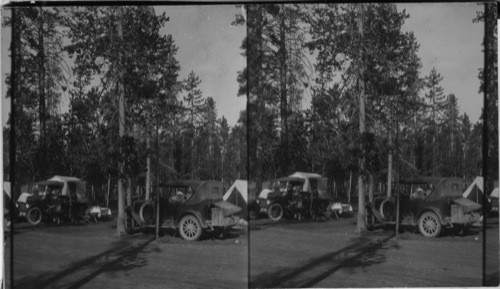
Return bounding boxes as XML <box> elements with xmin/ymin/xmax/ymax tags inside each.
<box><xmin>250</xmin><ymin>232</ymin><xmax>394</xmax><ymax>288</ymax></box>
<box><xmin>14</xmin><ymin>237</ymin><xmax>154</xmax><ymax>289</ymax></box>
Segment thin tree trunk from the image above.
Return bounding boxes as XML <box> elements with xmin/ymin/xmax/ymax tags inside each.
<box><xmin>387</xmin><ymin>151</ymin><xmax>393</xmax><ymax>197</ymax></box>
<box><xmin>279</xmin><ymin>4</ymin><xmax>288</xmax><ymax>175</ymax></box>
<box><xmin>146</xmin><ymin>137</ymin><xmax>151</xmax><ymax>200</ymax></box>
<box><xmin>107</xmin><ymin>174</ymin><xmax>110</xmax><ymax>208</ymax></box>
<box><xmin>357</xmin><ymin>3</ymin><xmax>367</xmax><ymax>233</ymax></box>
<box><xmin>116</xmin><ymin>6</ymin><xmax>126</xmax><ymax>237</ymax></box>
<box><xmin>348</xmin><ymin>171</ymin><xmax>352</xmax><ymax>204</ymax></box>
<box><xmin>126</xmin><ymin>178</ymin><xmax>132</xmax><ymax>207</ymax></box>
<box><xmin>38</xmin><ymin>7</ymin><xmax>46</xmax><ymax>179</ymax></box>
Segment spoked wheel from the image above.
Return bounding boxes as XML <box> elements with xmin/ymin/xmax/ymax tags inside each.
<box><xmin>267</xmin><ymin>203</ymin><xmax>284</xmax><ymax>222</ymax></box>
<box><xmin>27</xmin><ymin>207</ymin><xmax>43</xmax><ymax>226</ymax></box>
<box><xmin>418</xmin><ymin>211</ymin><xmax>442</xmax><ymax>238</ymax></box>
<box><xmin>178</xmin><ymin>215</ymin><xmax>202</xmax><ymax>241</ymax></box>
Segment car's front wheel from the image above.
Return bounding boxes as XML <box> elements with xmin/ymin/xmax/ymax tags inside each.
<box><xmin>268</xmin><ymin>203</ymin><xmax>284</xmax><ymax>222</ymax></box>
<box><xmin>27</xmin><ymin>207</ymin><xmax>43</xmax><ymax>226</ymax></box>
<box><xmin>178</xmin><ymin>215</ymin><xmax>202</xmax><ymax>241</ymax></box>
<box><xmin>418</xmin><ymin>211</ymin><xmax>442</xmax><ymax>237</ymax></box>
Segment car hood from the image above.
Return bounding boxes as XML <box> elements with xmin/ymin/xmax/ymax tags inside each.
<box><xmin>214</xmin><ymin>201</ymin><xmax>242</xmax><ymax>217</ymax></box>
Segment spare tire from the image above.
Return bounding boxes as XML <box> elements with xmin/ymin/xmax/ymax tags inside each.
<box><xmin>139</xmin><ymin>202</ymin><xmax>156</xmax><ymax>225</ymax></box>
<box><xmin>379</xmin><ymin>199</ymin><xmax>396</xmax><ymax>221</ymax></box>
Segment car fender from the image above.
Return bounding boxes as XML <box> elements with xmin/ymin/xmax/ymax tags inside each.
<box><xmin>175</xmin><ymin>210</ymin><xmax>206</xmax><ymax>228</ymax></box>
<box><xmin>417</xmin><ymin>207</ymin><xmax>448</xmax><ymax>225</ymax></box>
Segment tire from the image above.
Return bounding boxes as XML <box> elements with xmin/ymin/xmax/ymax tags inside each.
<box><xmin>139</xmin><ymin>202</ymin><xmax>155</xmax><ymax>225</ymax></box>
<box><xmin>418</xmin><ymin>211</ymin><xmax>442</xmax><ymax>238</ymax></box>
<box><xmin>268</xmin><ymin>203</ymin><xmax>284</xmax><ymax>222</ymax></box>
<box><xmin>27</xmin><ymin>207</ymin><xmax>43</xmax><ymax>226</ymax></box>
<box><xmin>249</xmin><ymin>210</ymin><xmax>257</xmax><ymax>220</ymax></box>
<box><xmin>379</xmin><ymin>199</ymin><xmax>395</xmax><ymax>221</ymax></box>
<box><xmin>178</xmin><ymin>215</ymin><xmax>202</xmax><ymax>241</ymax></box>
<box><xmin>125</xmin><ymin>211</ymin><xmax>135</xmax><ymax>235</ymax></box>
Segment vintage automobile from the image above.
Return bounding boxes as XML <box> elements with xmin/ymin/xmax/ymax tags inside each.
<box><xmin>366</xmin><ymin>177</ymin><xmax>482</xmax><ymax>237</ymax></box>
<box><xmin>257</xmin><ymin>172</ymin><xmax>330</xmax><ymax>222</ymax></box>
<box><xmin>125</xmin><ymin>180</ymin><xmax>242</xmax><ymax>241</ymax></box>
<box><xmin>20</xmin><ymin>176</ymin><xmax>89</xmax><ymax>225</ymax></box>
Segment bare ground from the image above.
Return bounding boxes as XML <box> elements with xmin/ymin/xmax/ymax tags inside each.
<box><xmin>249</xmin><ymin>216</ymin><xmax>499</xmax><ymax>288</ymax></box>
<box><xmin>5</xmin><ymin>221</ymin><xmax>248</xmax><ymax>289</ymax></box>
<box><xmin>5</xmin><ymin>216</ymin><xmax>498</xmax><ymax>289</ymax></box>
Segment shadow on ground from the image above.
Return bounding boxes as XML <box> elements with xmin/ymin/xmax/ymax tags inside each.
<box><xmin>14</xmin><ymin>237</ymin><xmax>154</xmax><ymax>289</ymax></box>
<box><xmin>250</xmin><ymin>232</ymin><xmax>394</xmax><ymax>288</ymax></box>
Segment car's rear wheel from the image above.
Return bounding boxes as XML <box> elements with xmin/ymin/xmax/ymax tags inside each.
<box><xmin>27</xmin><ymin>207</ymin><xmax>43</xmax><ymax>226</ymax></box>
<box><xmin>418</xmin><ymin>211</ymin><xmax>442</xmax><ymax>238</ymax></box>
<box><xmin>178</xmin><ymin>215</ymin><xmax>202</xmax><ymax>241</ymax></box>
<box><xmin>268</xmin><ymin>203</ymin><xmax>283</xmax><ymax>222</ymax></box>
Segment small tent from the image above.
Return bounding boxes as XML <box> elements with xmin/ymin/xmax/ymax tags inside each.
<box><xmin>463</xmin><ymin>176</ymin><xmax>484</xmax><ymax>204</ymax></box>
<box><xmin>223</xmin><ymin>180</ymin><xmax>257</xmax><ymax>219</ymax></box>
<box><xmin>3</xmin><ymin>182</ymin><xmax>11</xmax><ymax>211</ymax></box>
<box><xmin>491</xmin><ymin>188</ymin><xmax>499</xmax><ymax>199</ymax></box>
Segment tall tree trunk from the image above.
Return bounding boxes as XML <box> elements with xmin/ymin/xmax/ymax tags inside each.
<box><xmin>368</xmin><ymin>173</ymin><xmax>374</xmax><ymax>203</ymax></box>
<box><xmin>146</xmin><ymin>137</ymin><xmax>151</xmax><ymax>200</ymax></box>
<box><xmin>279</xmin><ymin>4</ymin><xmax>288</xmax><ymax>175</ymax></box>
<box><xmin>247</xmin><ymin>5</ymin><xmax>264</xmax><ymax>184</ymax></box>
<box><xmin>126</xmin><ymin>177</ymin><xmax>132</xmax><ymax>206</ymax></box>
<box><xmin>348</xmin><ymin>170</ymin><xmax>352</xmax><ymax>204</ymax></box>
<box><xmin>356</xmin><ymin>3</ymin><xmax>367</xmax><ymax>233</ymax></box>
<box><xmin>7</xmin><ymin>9</ymin><xmax>19</xmax><ymax>286</ymax></box>
<box><xmin>38</xmin><ymin>7</ymin><xmax>46</xmax><ymax>179</ymax></box>
<box><xmin>116</xmin><ymin>7</ymin><xmax>126</xmax><ymax>237</ymax></box>
<box><xmin>387</xmin><ymin>151</ymin><xmax>393</xmax><ymax>197</ymax></box>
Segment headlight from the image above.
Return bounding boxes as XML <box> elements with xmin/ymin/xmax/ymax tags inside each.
<box><xmin>25</xmin><ymin>203</ymin><xmax>30</xmax><ymax>208</ymax></box>
<box><xmin>256</xmin><ymin>199</ymin><xmax>260</xmax><ymax>204</ymax></box>
<box><xmin>266</xmin><ymin>200</ymin><xmax>270</xmax><ymax>205</ymax></box>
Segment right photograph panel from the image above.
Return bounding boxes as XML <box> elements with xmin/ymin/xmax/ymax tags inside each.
<box><xmin>246</xmin><ymin>3</ymin><xmax>498</xmax><ymax>288</ymax></box>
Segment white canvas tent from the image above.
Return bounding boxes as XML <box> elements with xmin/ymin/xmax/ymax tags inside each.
<box><xmin>223</xmin><ymin>180</ymin><xmax>257</xmax><ymax>218</ymax></box>
<box><xmin>288</xmin><ymin>172</ymin><xmax>329</xmax><ymax>200</ymax></box>
<box><xmin>223</xmin><ymin>180</ymin><xmax>249</xmax><ymax>205</ymax></box>
<box><xmin>463</xmin><ymin>176</ymin><xmax>484</xmax><ymax>203</ymax></box>
<box><xmin>490</xmin><ymin>188</ymin><xmax>499</xmax><ymax>199</ymax></box>
<box><xmin>3</xmin><ymin>182</ymin><xmax>11</xmax><ymax>199</ymax></box>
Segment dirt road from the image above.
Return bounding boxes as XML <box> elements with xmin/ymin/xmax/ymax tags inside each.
<box><xmin>5</xmin><ymin>222</ymin><xmax>248</xmax><ymax>289</ymax></box>
<box><xmin>249</xmin><ymin>216</ymin><xmax>498</xmax><ymax>288</ymax></box>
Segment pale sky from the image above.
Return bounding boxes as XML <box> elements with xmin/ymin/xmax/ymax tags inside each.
<box><xmin>1</xmin><ymin>5</ymin><xmax>247</xmax><ymax>126</ymax></box>
<box><xmin>398</xmin><ymin>3</ymin><xmax>484</xmax><ymax>121</ymax></box>
<box><xmin>1</xmin><ymin>3</ymin><xmax>486</xmax><ymax>127</ymax></box>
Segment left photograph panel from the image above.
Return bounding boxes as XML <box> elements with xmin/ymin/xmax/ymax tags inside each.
<box><xmin>2</xmin><ymin>5</ymin><xmax>248</xmax><ymax>288</ymax></box>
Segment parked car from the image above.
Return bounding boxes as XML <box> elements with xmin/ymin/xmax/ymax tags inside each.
<box><xmin>257</xmin><ymin>173</ymin><xmax>330</xmax><ymax>221</ymax></box>
<box><xmin>366</xmin><ymin>177</ymin><xmax>482</xmax><ymax>237</ymax></box>
<box><xmin>125</xmin><ymin>180</ymin><xmax>242</xmax><ymax>241</ymax></box>
<box><xmin>19</xmin><ymin>177</ymin><xmax>89</xmax><ymax>225</ymax></box>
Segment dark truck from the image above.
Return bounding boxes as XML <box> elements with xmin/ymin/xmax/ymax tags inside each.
<box><xmin>125</xmin><ymin>180</ymin><xmax>241</xmax><ymax>241</ymax></box>
<box><xmin>366</xmin><ymin>177</ymin><xmax>481</xmax><ymax>237</ymax></box>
